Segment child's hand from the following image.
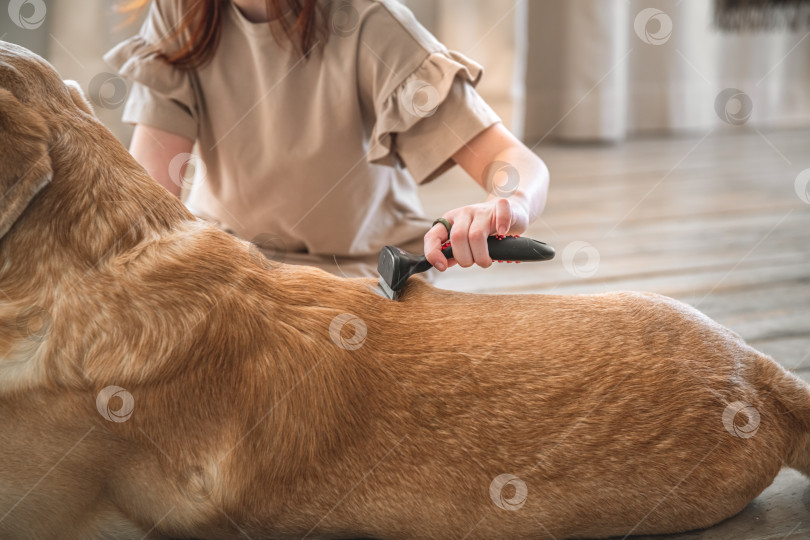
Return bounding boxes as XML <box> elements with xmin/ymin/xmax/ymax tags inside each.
<box><xmin>424</xmin><ymin>197</ymin><xmax>529</xmax><ymax>271</ymax></box>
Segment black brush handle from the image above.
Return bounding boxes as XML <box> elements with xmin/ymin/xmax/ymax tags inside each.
<box><xmin>439</xmin><ymin>235</ymin><xmax>556</xmax><ymax>263</ymax></box>
<box><xmin>379</xmin><ymin>235</ymin><xmax>556</xmax><ymax>298</ymax></box>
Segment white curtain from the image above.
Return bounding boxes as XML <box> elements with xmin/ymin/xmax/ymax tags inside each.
<box><xmin>521</xmin><ymin>0</ymin><xmax>810</xmax><ymax>142</ymax></box>
<box><xmin>406</xmin><ymin>0</ymin><xmax>526</xmax><ymax>135</ymax></box>
<box><xmin>412</xmin><ymin>0</ymin><xmax>810</xmax><ymax>143</ymax></box>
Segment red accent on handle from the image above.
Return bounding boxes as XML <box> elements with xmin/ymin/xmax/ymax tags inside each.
<box><xmin>441</xmin><ymin>236</ymin><xmax>524</xmax><ymax>262</ymax></box>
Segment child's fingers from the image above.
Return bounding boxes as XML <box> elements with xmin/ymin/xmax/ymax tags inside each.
<box><xmin>424</xmin><ymin>221</ymin><xmax>450</xmax><ymax>271</ymax></box>
<box><xmin>448</xmin><ymin>214</ymin><xmax>474</xmax><ymax>267</ymax></box>
<box><xmin>469</xmin><ymin>213</ymin><xmax>493</xmax><ymax>268</ymax></box>
<box><xmin>494</xmin><ymin>197</ymin><xmax>512</xmax><ymax>235</ymax></box>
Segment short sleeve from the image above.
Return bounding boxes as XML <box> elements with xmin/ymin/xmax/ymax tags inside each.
<box><xmin>357</xmin><ymin>1</ymin><xmax>501</xmax><ymax>185</ymax></box>
<box><xmin>102</xmin><ymin>0</ymin><xmax>199</xmax><ymax>141</ymax></box>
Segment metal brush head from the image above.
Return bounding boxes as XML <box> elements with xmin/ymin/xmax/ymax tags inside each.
<box><xmin>376</xmin><ymin>245</ymin><xmax>432</xmax><ymax>300</ymax></box>
<box><xmin>377</xmin><ymin>276</ymin><xmax>399</xmax><ymax>300</ymax></box>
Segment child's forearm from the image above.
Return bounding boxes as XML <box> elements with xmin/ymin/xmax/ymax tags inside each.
<box><xmin>483</xmin><ymin>143</ymin><xmax>549</xmax><ymax>232</ymax></box>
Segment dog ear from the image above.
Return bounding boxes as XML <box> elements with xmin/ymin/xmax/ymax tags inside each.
<box><xmin>63</xmin><ymin>79</ymin><xmax>95</xmax><ymax>116</ymax></box>
<box><xmin>0</xmin><ymin>88</ymin><xmax>53</xmax><ymax>240</ymax></box>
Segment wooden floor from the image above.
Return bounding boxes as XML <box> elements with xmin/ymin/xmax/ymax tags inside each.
<box><xmin>419</xmin><ymin>127</ymin><xmax>810</xmax><ymax>539</ymax></box>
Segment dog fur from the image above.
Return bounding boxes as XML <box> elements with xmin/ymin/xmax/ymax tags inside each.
<box><xmin>1</xmin><ymin>41</ymin><xmax>810</xmax><ymax>540</ymax></box>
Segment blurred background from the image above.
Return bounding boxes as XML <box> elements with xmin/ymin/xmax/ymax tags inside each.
<box><xmin>2</xmin><ymin>1</ymin><xmax>810</xmax><ymax>537</ymax></box>
<box><xmin>3</xmin><ymin>0</ymin><xmax>810</xmax><ymax>142</ymax></box>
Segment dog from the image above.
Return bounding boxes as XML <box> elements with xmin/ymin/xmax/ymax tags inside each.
<box><xmin>1</xmin><ymin>40</ymin><xmax>809</xmax><ymax>540</ymax></box>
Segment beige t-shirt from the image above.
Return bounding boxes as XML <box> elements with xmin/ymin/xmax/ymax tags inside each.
<box><xmin>104</xmin><ymin>0</ymin><xmax>501</xmax><ymax>278</ymax></box>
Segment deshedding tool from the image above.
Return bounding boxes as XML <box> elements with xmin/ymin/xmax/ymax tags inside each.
<box><xmin>377</xmin><ymin>235</ymin><xmax>555</xmax><ymax>300</ymax></box>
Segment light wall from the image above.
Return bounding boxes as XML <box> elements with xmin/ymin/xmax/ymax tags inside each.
<box><xmin>0</xmin><ymin>0</ymin><xmax>142</xmax><ymax>142</ymax></box>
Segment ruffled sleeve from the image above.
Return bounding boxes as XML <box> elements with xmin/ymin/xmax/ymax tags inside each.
<box><xmin>368</xmin><ymin>50</ymin><xmax>501</xmax><ymax>184</ymax></box>
<box><xmin>357</xmin><ymin>1</ymin><xmax>501</xmax><ymax>185</ymax></box>
<box><xmin>102</xmin><ymin>1</ymin><xmax>199</xmax><ymax>141</ymax></box>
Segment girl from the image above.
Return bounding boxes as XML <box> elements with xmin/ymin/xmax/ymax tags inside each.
<box><xmin>105</xmin><ymin>0</ymin><xmax>549</xmax><ymax>278</ymax></box>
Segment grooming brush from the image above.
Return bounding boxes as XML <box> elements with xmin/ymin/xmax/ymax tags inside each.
<box><xmin>377</xmin><ymin>235</ymin><xmax>555</xmax><ymax>300</ymax></box>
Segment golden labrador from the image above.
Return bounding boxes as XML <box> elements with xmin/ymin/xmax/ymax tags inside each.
<box><xmin>1</xmin><ymin>41</ymin><xmax>809</xmax><ymax>540</ymax></box>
